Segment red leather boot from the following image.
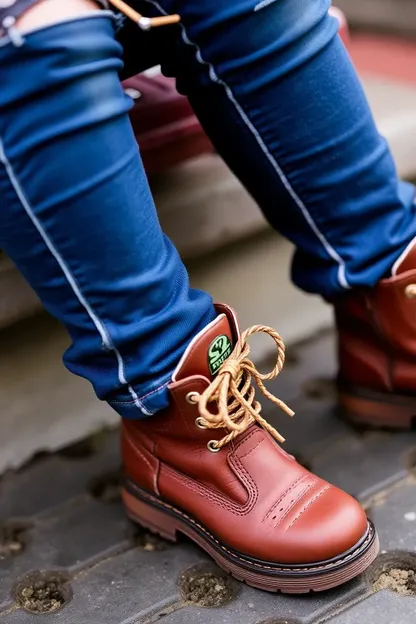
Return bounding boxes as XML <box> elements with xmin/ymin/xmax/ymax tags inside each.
<box><xmin>336</xmin><ymin>241</ymin><xmax>416</xmax><ymax>429</ymax></box>
<box><xmin>122</xmin><ymin>303</ymin><xmax>378</xmax><ymax>593</ymax></box>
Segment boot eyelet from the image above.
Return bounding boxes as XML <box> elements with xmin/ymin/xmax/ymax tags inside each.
<box><xmin>405</xmin><ymin>284</ymin><xmax>416</xmax><ymax>299</ymax></box>
<box><xmin>207</xmin><ymin>440</ymin><xmax>220</xmax><ymax>453</ymax></box>
<box><xmin>195</xmin><ymin>417</ymin><xmax>208</xmax><ymax>429</ymax></box>
<box><xmin>186</xmin><ymin>391</ymin><xmax>200</xmax><ymax>405</ymax></box>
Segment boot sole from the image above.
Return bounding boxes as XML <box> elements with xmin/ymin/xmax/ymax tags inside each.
<box><xmin>339</xmin><ymin>383</ymin><xmax>416</xmax><ymax>430</ymax></box>
<box><xmin>122</xmin><ymin>479</ymin><xmax>379</xmax><ymax>594</ymax></box>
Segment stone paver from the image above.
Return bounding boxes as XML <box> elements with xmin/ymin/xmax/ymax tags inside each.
<box><xmin>1</xmin><ymin>331</ymin><xmax>416</xmax><ymax>623</ymax></box>
<box><xmin>371</xmin><ymin>480</ymin><xmax>416</xmax><ymax>552</ymax></box>
<box><xmin>330</xmin><ymin>591</ymin><xmax>416</xmax><ymax>624</ymax></box>
<box><xmin>0</xmin><ymin>429</ymin><xmax>120</xmax><ymax>519</ymax></box>
<box><xmin>160</xmin><ymin>577</ymin><xmax>368</xmax><ymax>624</ymax></box>
<box><xmin>4</xmin><ymin>546</ymin><xmax>206</xmax><ymax>624</ymax></box>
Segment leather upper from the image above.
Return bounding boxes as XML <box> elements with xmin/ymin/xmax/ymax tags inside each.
<box><xmin>123</xmin><ymin>304</ymin><xmax>367</xmax><ymax>565</ymax></box>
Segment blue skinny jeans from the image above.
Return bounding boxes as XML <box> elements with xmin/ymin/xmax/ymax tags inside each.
<box><xmin>0</xmin><ymin>1</ymin><xmax>415</xmax><ymax>418</ymax></box>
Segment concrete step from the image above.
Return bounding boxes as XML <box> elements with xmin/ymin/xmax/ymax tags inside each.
<box><xmin>336</xmin><ymin>0</ymin><xmax>416</xmax><ymax>36</ymax></box>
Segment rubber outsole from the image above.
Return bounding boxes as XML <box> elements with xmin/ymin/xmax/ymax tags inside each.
<box><xmin>122</xmin><ymin>479</ymin><xmax>379</xmax><ymax>594</ymax></box>
<box><xmin>338</xmin><ymin>382</ymin><xmax>416</xmax><ymax>430</ymax></box>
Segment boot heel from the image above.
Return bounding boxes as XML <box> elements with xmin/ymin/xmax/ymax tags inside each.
<box><xmin>122</xmin><ymin>488</ymin><xmax>179</xmax><ymax>542</ymax></box>
<box><xmin>339</xmin><ymin>387</ymin><xmax>416</xmax><ymax>430</ymax></box>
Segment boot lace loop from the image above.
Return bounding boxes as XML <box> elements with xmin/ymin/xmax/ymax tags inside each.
<box><xmin>197</xmin><ymin>325</ymin><xmax>295</xmax><ymax>450</ymax></box>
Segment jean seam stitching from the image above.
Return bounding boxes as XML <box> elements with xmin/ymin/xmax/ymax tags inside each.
<box><xmin>109</xmin><ymin>377</ymin><xmax>171</xmax><ymax>408</ymax></box>
<box><xmin>254</xmin><ymin>0</ymin><xmax>279</xmax><ymax>12</ymax></box>
<box><xmin>0</xmin><ymin>10</ymin><xmax>115</xmax><ymax>47</ymax></box>
<box><xmin>0</xmin><ymin>137</ymin><xmax>149</xmax><ymax>416</ymax></box>
<box><xmin>141</xmin><ymin>0</ymin><xmax>350</xmax><ymax>290</ymax></box>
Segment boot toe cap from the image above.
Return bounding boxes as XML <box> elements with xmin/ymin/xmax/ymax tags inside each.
<box><xmin>273</xmin><ymin>483</ymin><xmax>369</xmax><ymax>565</ymax></box>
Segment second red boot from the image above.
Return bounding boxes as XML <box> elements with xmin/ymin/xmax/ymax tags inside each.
<box><xmin>336</xmin><ymin>240</ymin><xmax>416</xmax><ymax>429</ymax></box>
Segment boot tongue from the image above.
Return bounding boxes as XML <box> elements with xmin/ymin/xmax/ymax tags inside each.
<box><xmin>173</xmin><ymin>314</ymin><xmax>235</xmax><ymax>382</ymax></box>
<box><xmin>392</xmin><ymin>240</ymin><xmax>416</xmax><ymax>276</ymax></box>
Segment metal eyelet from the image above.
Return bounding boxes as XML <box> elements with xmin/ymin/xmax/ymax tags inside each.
<box><xmin>207</xmin><ymin>440</ymin><xmax>220</xmax><ymax>453</ymax></box>
<box><xmin>195</xmin><ymin>417</ymin><xmax>208</xmax><ymax>430</ymax></box>
<box><xmin>405</xmin><ymin>284</ymin><xmax>416</xmax><ymax>299</ymax></box>
<box><xmin>186</xmin><ymin>391</ymin><xmax>200</xmax><ymax>405</ymax></box>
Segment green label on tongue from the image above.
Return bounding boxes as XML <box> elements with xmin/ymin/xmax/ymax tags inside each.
<box><xmin>208</xmin><ymin>334</ymin><xmax>232</xmax><ymax>376</ymax></box>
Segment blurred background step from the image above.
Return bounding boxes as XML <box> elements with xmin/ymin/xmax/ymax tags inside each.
<box><xmin>337</xmin><ymin>0</ymin><xmax>416</xmax><ymax>37</ymax></box>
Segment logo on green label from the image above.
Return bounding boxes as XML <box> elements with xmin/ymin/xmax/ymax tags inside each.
<box><xmin>208</xmin><ymin>334</ymin><xmax>232</xmax><ymax>376</ymax></box>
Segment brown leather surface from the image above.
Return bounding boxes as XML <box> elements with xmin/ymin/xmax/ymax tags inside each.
<box><xmin>336</xmin><ymin>243</ymin><xmax>416</xmax><ymax>393</ymax></box>
<box><xmin>123</xmin><ymin>305</ymin><xmax>367</xmax><ymax>565</ymax></box>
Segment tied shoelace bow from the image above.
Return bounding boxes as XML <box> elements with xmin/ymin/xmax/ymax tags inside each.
<box><xmin>195</xmin><ymin>325</ymin><xmax>295</xmax><ymax>452</ymax></box>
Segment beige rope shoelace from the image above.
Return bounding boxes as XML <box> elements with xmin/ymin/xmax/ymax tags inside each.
<box><xmin>194</xmin><ymin>325</ymin><xmax>295</xmax><ymax>452</ymax></box>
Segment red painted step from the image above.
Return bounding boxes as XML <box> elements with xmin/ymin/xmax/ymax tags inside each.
<box><xmin>349</xmin><ymin>33</ymin><xmax>416</xmax><ymax>86</ymax></box>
